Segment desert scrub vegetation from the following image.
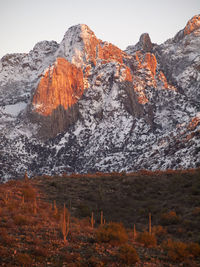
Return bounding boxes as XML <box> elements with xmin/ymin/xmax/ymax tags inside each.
<box><xmin>136</xmin><ymin>231</ymin><xmax>157</xmax><ymax>247</ymax></box>
<box><xmin>160</xmin><ymin>211</ymin><xmax>181</xmax><ymax>225</ymax></box>
<box><xmin>1</xmin><ymin>168</ymin><xmax>200</xmax><ymax>266</ymax></box>
<box><xmin>152</xmin><ymin>225</ymin><xmax>167</xmax><ymax>238</ymax></box>
<box><xmin>162</xmin><ymin>239</ymin><xmax>200</xmax><ymax>263</ymax></box>
<box><xmin>117</xmin><ymin>244</ymin><xmax>140</xmax><ymax>264</ymax></box>
<box><xmin>14</xmin><ymin>214</ymin><xmax>31</xmax><ymax>226</ymax></box>
<box><xmin>21</xmin><ymin>184</ymin><xmax>36</xmax><ymax>201</ymax></box>
<box><xmin>96</xmin><ymin>222</ymin><xmax>128</xmax><ymax>245</ymax></box>
<box><xmin>15</xmin><ymin>253</ymin><xmax>33</xmax><ymax>266</ymax></box>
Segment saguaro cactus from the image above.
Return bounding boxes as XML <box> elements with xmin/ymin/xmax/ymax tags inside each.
<box><xmin>149</xmin><ymin>213</ymin><xmax>152</xmax><ymax>235</ymax></box>
<box><xmin>100</xmin><ymin>211</ymin><xmax>103</xmax><ymax>225</ymax></box>
<box><xmin>22</xmin><ymin>195</ymin><xmax>25</xmax><ymax>205</ymax></box>
<box><xmin>61</xmin><ymin>204</ymin><xmax>70</xmax><ymax>243</ymax></box>
<box><xmin>54</xmin><ymin>200</ymin><xmax>58</xmax><ymax>215</ymax></box>
<box><xmin>24</xmin><ymin>171</ymin><xmax>29</xmax><ymax>182</ymax></box>
<box><xmin>133</xmin><ymin>224</ymin><xmax>137</xmax><ymax>241</ymax></box>
<box><xmin>91</xmin><ymin>212</ymin><xmax>95</xmax><ymax>228</ymax></box>
<box><xmin>33</xmin><ymin>198</ymin><xmax>37</xmax><ymax>215</ymax></box>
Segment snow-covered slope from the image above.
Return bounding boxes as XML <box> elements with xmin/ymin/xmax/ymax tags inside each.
<box><xmin>153</xmin><ymin>15</ymin><xmax>200</xmax><ymax>102</ymax></box>
<box><xmin>0</xmin><ymin>16</ymin><xmax>200</xmax><ymax>182</ymax></box>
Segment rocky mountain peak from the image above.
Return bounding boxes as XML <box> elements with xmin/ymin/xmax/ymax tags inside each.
<box><xmin>0</xmin><ymin>17</ymin><xmax>200</xmax><ymax>180</ymax></box>
<box><xmin>56</xmin><ymin>24</ymin><xmax>128</xmax><ymax>69</ymax></box>
<box><xmin>32</xmin><ymin>40</ymin><xmax>59</xmax><ymax>53</ymax></box>
<box><xmin>55</xmin><ymin>24</ymin><xmax>99</xmax><ymax>68</ymax></box>
<box><xmin>138</xmin><ymin>33</ymin><xmax>153</xmax><ymax>52</ymax></box>
<box><xmin>30</xmin><ymin>24</ymin><xmax>133</xmax><ymax>138</ymax></box>
<box><xmin>184</xmin><ymin>14</ymin><xmax>200</xmax><ymax>36</ymax></box>
<box><xmin>125</xmin><ymin>33</ymin><xmax>153</xmax><ymax>55</ymax></box>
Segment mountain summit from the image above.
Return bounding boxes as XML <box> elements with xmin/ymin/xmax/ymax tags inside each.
<box><xmin>184</xmin><ymin>14</ymin><xmax>200</xmax><ymax>35</ymax></box>
<box><xmin>0</xmin><ymin>16</ymin><xmax>200</xmax><ymax>181</ymax></box>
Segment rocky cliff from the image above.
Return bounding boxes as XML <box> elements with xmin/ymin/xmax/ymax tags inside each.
<box><xmin>0</xmin><ymin>15</ymin><xmax>200</xmax><ymax>181</ymax></box>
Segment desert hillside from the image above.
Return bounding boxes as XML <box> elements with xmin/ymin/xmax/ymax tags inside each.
<box><xmin>1</xmin><ymin>169</ymin><xmax>200</xmax><ymax>266</ymax></box>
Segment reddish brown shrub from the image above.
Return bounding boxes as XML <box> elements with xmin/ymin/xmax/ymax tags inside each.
<box><xmin>152</xmin><ymin>225</ymin><xmax>167</xmax><ymax>237</ymax></box>
<box><xmin>96</xmin><ymin>222</ymin><xmax>128</xmax><ymax>245</ymax></box>
<box><xmin>0</xmin><ymin>229</ymin><xmax>14</xmax><ymax>245</ymax></box>
<box><xmin>137</xmin><ymin>231</ymin><xmax>157</xmax><ymax>247</ymax></box>
<box><xmin>14</xmin><ymin>214</ymin><xmax>30</xmax><ymax>226</ymax></box>
<box><xmin>187</xmin><ymin>242</ymin><xmax>200</xmax><ymax>258</ymax></box>
<box><xmin>162</xmin><ymin>239</ymin><xmax>190</xmax><ymax>262</ymax></box>
<box><xmin>21</xmin><ymin>185</ymin><xmax>36</xmax><ymax>201</ymax></box>
<box><xmin>160</xmin><ymin>211</ymin><xmax>181</xmax><ymax>225</ymax></box>
<box><xmin>0</xmin><ymin>245</ymin><xmax>10</xmax><ymax>257</ymax></box>
<box><xmin>15</xmin><ymin>253</ymin><xmax>32</xmax><ymax>266</ymax></box>
<box><xmin>192</xmin><ymin>207</ymin><xmax>200</xmax><ymax>216</ymax></box>
<box><xmin>33</xmin><ymin>246</ymin><xmax>48</xmax><ymax>258</ymax></box>
<box><xmin>87</xmin><ymin>256</ymin><xmax>104</xmax><ymax>266</ymax></box>
<box><xmin>7</xmin><ymin>201</ymin><xmax>18</xmax><ymax>211</ymax></box>
<box><xmin>64</xmin><ymin>252</ymin><xmax>81</xmax><ymax>263</ymax></box>
<box><xmin>117</xmin><ymin>244</ymin><xmax>140</xmax><ymax>264</ymax></box>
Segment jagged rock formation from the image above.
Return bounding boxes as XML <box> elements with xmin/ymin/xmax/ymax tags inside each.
<box><xmin>126</xmin><ymin>33</ymin><xmax>153</xmax><ymax>54</ymax></box>
<box><xmin>0</xmin><ymin>15</ymin><xmax>200</xmax><ymax>181</ymax></box>
<box><xmin>153</xmin><ymin>15</ymin><xmax>200</xmax><ymax>102</ymax></box>
<box><xmin>184</xmin><ymin>14</ymin><xmax>200</xmax><ymax>35</ymax></box>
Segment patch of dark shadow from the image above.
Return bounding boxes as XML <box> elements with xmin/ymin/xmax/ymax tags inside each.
<box><xmin>118</xmin><ymin>81</ymin><xmax>144</xmax><ymax>118</ymax></box>
<box><xmin>29</xmin><ymin>103</ymin><xmax>80</xmax><ymax>140</ymax></box>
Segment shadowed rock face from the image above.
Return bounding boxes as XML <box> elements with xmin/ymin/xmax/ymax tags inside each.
<box><xmin>30</xmin><ymin>104</ymin><xmax>80</xmax><ymax>139</ymax></box>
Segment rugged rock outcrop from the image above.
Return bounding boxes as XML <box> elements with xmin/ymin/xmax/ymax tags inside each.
<box><xmin>184</xmin><ymin>14</ymin><xmax>200</xmax><ymax>36</ymax></box>
<box><xmin>125</xmin><ymin>33</ymin><xmax>153</xmax><ymax>54</ymax></box>
<box><xmin>29</xmin><ymin>24</ymin><xmax>136</xmax><ymax>138</ymax></box>
<box><xmin>154</xmin><ymin>14</ymin><xmax>200</xmax><ymax>102</ymax></box>
<box><xmin>56</xmin><ymin>24</ymin><xmax>128</xmax><ymax>68</ymax></box>
<box><xmin>0</xmin><ymin>16</ymin><xmax>200</xmax><ymax>181</ymax></box>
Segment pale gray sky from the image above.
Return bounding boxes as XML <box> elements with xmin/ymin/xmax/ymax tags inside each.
<box><xmin>0</xmin><ymin>0</ymin><xmax>199</xmax><ymax>58</ymax></box>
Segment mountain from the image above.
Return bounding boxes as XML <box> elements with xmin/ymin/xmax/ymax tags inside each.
<box><xmin>0</xmin><ymin>15</ymin><xmax>200</xmax><ymax>182</ymax></box>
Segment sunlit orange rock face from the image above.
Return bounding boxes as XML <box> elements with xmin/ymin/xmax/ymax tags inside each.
<box><xmin>98</xmin><ymin>42</ymin><xmax>124</xmax><ymax>65</ymax></box>
<box><xmin>81</xmin><ymin>29</ymin><xmax>99</xmax><ymax>66</ymax></box>
<box><xmin>188</xmin><ymin>116</ymin><xmax>200</xmax><ymax>130</ymax></box>
<box><xmin>144</xmin><ymin>53</ymin><xmax>157</xmax><ymax>76</ymax></box>
<box><xmin>32</xmin><ymin>30</ymin><xmax>131</xmax><ymax>120</ymax></box>
<box><xmin>76</xmin><ymin>25</ymin><xmax>126</xmax><ymax>66</ymax></box>
<box><xmin>132</xmin><ymin>51</ymin><xmax>177</xmax><ymax>104</ymax></box>
<box><xmin>124</xmin><ymin>66</ymin><xmax>133</xmax><ymax>82</ymax></box>
<box><xmin>184</xmin><ymin>15</ymin><xmax>200</xmax><ymax>36</ymax></box>
<box><xmin>134</xmin><ymin>52</ymin><xmax>157</xmax><ymax>76</ymax></box>
<box><xmin>32</xmin><ymin>58</ymin><xmax>84</xmax><ymax>116</ymax></box>
<box><xmin>158</xmin><ymin>71</ymin><xmax>168</xmax><ymax>89</ymax></box>
<box><xmin>83</xmin><ymin>39</ymin><xmax>125</xmax><ymax>66</ymax></box>
<box><xmin>132</xmin><ymin>52</ymin><xmax>158</xmax><ymax>104</ymax></box>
